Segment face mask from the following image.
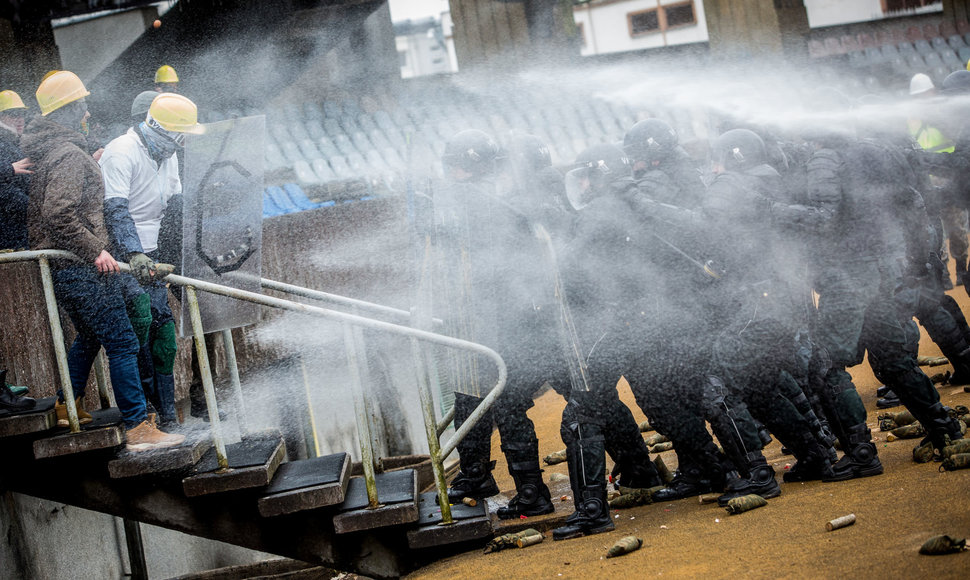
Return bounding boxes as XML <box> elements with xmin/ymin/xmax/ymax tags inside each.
<box><xmin>139</xmin><ymin>121</ymin><xmax>179</xmax><ymax>160</ymax></box>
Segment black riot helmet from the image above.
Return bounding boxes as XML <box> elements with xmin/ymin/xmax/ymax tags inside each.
<box><xmin>564</xmin><ymin>144</ymin><xmax>632</xmax><ymax>209</ymax></box>
<box><xmin>711</xmin><ymin>129</ymin><xmax>767</xmax><ymax>173</ymax></box>
<box><xmin>623</xmin><ymin>118</ymin><xmax>678</xmax><ymax>165</ymax></box>
<box><xmin>508</xmin><ymin>133</ymin><xmax>552</xmax><ymax>174</ymax></box>
<box><xmin>942</xmin><ymin>70</ymin><xmax>970</xmax><ymax>95</ymax></box>
<box><xmin>442</xmin><ymin>129</ymin><xmax>502</xmax><ymax>180</ymax></box>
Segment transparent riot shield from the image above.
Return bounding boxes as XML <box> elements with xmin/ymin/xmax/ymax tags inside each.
<box><xmin>179</xmin><ymin>116</ymin><xmax>264</xmax><ymax>336</ymax></box>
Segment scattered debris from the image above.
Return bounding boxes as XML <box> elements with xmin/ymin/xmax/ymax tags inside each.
<box><xmin>609</xmin><ymin>488</ymin><xmax>653</xmax><ymax>509</ymax></box>
<box><xmin>917</xmin><ymin>355</ymin><xmax>950</xmax><ymax>367</ymax></box>
<box><xmin>606</xmin><ymin>536</ymin><xmax>643</xmax><ymax>558</ymax></box>
<box><xmin>941</xmin><ymin>453</ymin><xmax>970</xmax><ymax>471</ymax></box>
<box><xmin>653</xmin><ymin>456</ymin><xmax>674</xmax><ymax>484</ymax></box>
<box><xmin>549</xmin><ymin>472</ymin><xmax>569</xmax><ymax>483</ymax></box>
<box><xmin>724</xmin><ymin>494</ymin><xmax>767</xmax><ymax>515</ymax></box>
<box><xmin>644</xmin><ymin>433</ymin><xmax>669</xmax><ymax>447</ymax></box>
<box><xmin>913</xmin><ymin>440</ymin><xmax>936</xmax><ymax>464</ymax></box>
<box><xmin>942</xmin><ymin>438</ymin><xmax>970</xmax><ymax>458</ymax></box>
<box><xmin>887</xmin><ymin>422</ymin><xmax>925</xmax><ymax>442</ymax></box>
<box><xmin>543</xmin><ymin>449</ymin><xmax>567</xmax><ymax>465</ymax></box>
<box><xmin>930</xmin><ymin>371</ymin><xmax>951</xmax><ymax>384</ymax></box>
<box><xmin>560</xmin><ymin>495</ymin><xmax>569</xmax><ymax>501</ymax></box>
<box><xmin>649</xmin><ymin>442</ymin><xmax>674</xmax><ymax>453</ymax></box>
<box><xmin>484</xmin><ymin>529</ymin><xmax>543</xmax><ymax>554</ymax></box>
<box><xmin>639</xmin><ymin>420</ymin><xmax>655</xmax><ymax>433</ymax></box>
<box><xmin>698</xmin><ymin>493</ymin><xmax>720</xmax><ymax>504</ymax></box>
<box><xmin>919</xmin><ymin>535</ymin><xmax>967</xmax><ymax>555</ymax></box>
<box><xmin>826</xmin><ymin>514</ymin><xmax>856</xmax><ymax>531</ymax></box>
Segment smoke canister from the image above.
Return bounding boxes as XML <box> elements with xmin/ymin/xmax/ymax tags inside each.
<box><xmin>725</xmin><ymin>494</ymin><xmax>767</xmax><ymax>515</ymax></box>
<box><xmin>606</xmin><ymin>536</ymin><xmax>643</xmax><ymax>558</ymax></box>
<box><xmin>826</xmin><ymin>514</ymin><xmax>856</xmax><ymax>531</ymax></box>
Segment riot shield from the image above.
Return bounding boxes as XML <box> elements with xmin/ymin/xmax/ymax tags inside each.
<box><xmin>179</xmin><ymin>116</ymin><xmax>264</xmax><ymax>336</ymax></box>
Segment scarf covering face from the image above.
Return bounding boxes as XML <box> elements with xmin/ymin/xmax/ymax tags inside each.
<box><xmin>139</xmin><ymin>120</ymin><xmax>180</xmax><ymax>161</ymax></box>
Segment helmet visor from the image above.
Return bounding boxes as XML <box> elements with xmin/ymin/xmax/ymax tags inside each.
<box><xmin>564</xmin><ymin>166</ymin><xmax>593</xmax><ymax>210</ymax></box>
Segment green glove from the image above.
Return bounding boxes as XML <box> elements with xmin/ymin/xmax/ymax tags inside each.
<box><xmin>129</xmin><ymin>252</ymin><xmax>155</xmax><ymax>285</ymax></box>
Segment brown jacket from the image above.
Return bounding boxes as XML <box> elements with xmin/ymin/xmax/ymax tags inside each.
<box><xmin>22</xmin><ymin>116</ymin><xmax>106</xmax><ymax>263</ymax></box>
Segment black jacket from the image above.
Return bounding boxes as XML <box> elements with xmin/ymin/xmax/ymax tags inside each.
<box><xmin>0</xmin><ymin>126</ymin><xmax>29</xmax><ymax>249</ymax></box>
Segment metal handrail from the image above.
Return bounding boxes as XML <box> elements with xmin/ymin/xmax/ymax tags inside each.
<box><xmin>0</xmin><ymin>249</ymin><xmax>505</xmax><ymax>524</ymax></box>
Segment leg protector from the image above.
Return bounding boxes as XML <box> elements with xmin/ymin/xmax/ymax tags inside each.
<box><xmin>553</xmin><ymin>422</ymin><xmax>613</xmax><ymax>540</ymax></box>
<box><xmin>151</xmin><ymin>321</ymin><xmax>177</xmax><ymax>375</ymax></box>
<box><xmin>497</xmin><ymin>440</ymin><xmax>554</xmax><ymax>519</ymax></box>
<box><xmin>447</xmin><ymin>393</ymin><xmax>498</xmax><ymax>502</ymax></box>
<box><xmin>824</xmin><ymin>423</ymin><xmax>883</xmax><ymax>482</ymax></box>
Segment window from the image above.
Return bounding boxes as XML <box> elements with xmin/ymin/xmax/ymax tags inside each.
<box><xmin>629</xmin><ymin>9</ymin><xmax>660</xmax><ymax>36</ymax></box>
<box><xmin>628</xmin><ymin>1</ymin><xmax>696</xmax><ymax>38</ymax></box>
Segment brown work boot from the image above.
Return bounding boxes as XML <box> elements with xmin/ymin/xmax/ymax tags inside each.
<box><xmin>125</xmin><ymin>420</ymin><xmax>185</xmax><ymax>452</ymax></box>
<box><xmin>55</xmin><ymin>398</ymin><xmax>93</xmax><ymax>427</ymax></box>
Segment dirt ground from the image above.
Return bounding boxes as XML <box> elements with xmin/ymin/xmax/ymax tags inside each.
<box><xmin>407</xmin><ymin>282</ymin><xmax>970</xmax><ymax>579</ymax></box>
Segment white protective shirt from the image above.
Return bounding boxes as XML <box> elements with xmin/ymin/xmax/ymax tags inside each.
<box><xmin>100</xmin><ymin>127</ymin><xmax>181</xmax><ymax>253</ymax></box>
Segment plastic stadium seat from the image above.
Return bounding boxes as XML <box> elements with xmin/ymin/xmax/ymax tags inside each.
<box><xmin>368</xmin><ymin>129</ymin><xmax>391</xmax><ymax>150</ymax></box>
<box><xmin>897</xmin><ymin>42</ymin><xmax>916</xmax><ymax>55</ymax></box>
<box><xmin>270</xmin><ymin>125</ymin><xmax>291</xmax><ymax>145</ymax></box>
<box><xmin>808</xmin><ymin>39</ymin><xmax>826</xmax><ymax>58</ymax></box>
<box><xmin>941</xmin><ymin>50</ymin><xmax>962</xmax><ymax>69</ymax></box>
<box><xmin>879</xmin><ymin>44</ymin><xmax>899</xmax><ymax>60</ymax></box>
<box><xmin>824</xmin><ymin>37</ymin><xmax>842</xmax><ymax>55</ymax></box>
<box><xmin>338</xmin><ymin>115</ymin><xmax>361</xmax><ymax>135</ymax></box>
<box><xmin>914</xmin><ymin>39</ymin><xmax>933</xmax><ymax>54</ymax></box>
<box><xmin>265</xmin><ymin>143</ymin><xmax>288</xmax><ymax>171</ymax></box>
<box><xmin>858</xmin><ymin>32</ymin><xmax>875</xmax><ymax>49</ymax></box>
<box><xmin>303</xmin><ymin>102</ymin><xmax>324</xmax><ymax>122</ymax></box>
<box><xmin>350</xmin><ymin>131</ymin><xmax>372</xmax><ymax>153</ymax></box>
<box><xmin>840</xmin><ymin>35</ymin><xmax>860</xmax><ymax>52</ymax></box>
<box><xmin>323</xmin><ymin>118</ymin><xmax>342</xmax><ymax>135</ymax></box>
<box><xmin>365</xmin><ymin>150</ymin><xmax>391</xmax><ymax>175</ymax></box>
<box><xmin>322</xmin><ymin>101</ymin><xmax>342</xmax><ymax>118</ymax></box>
<box><xmin>923</xmin><ymin>23</ymin><xmax>940</xmax><ymax>40</ymax></box>
<box><xmin>283</xmin><ymin>183</ymin><xmax>322</xmax><ymax>210</ymax></box>
<box><xmin>357</xmin><ymin>114</ymin><xmax>377</xmax><ymax>133</ymax></box>
<box><xmin>333</xmin><ymin>133</ymin><xmax>356</xmax><ymax>156</ymax></box>
<box><xmin>932</xmin><ymin>37</ymin><xmax>950</xmax><ymax>51</ymax></box>
<box><xmin>298</xmin><ymin>139</ymin><xmax>322</xmax><ymax>160</ymax></box>
<box><xmin>382</xmin><ymin>128</ymin><xmax>407</xmax><ymax>149</ymax></box>
<box><xmin>960</xmin><ymin>46</ymin><xmax>970</xmax><ymax>66</ymax></box>
<box><xmin>306</xmin><ymin>120</ymin><xmax>325</xmax><ymax>140</ymax></box>
<box><xmin>582</xmin><ymin>118</ymin><xmax>604</xmax><ymax>138</ymax></box>
<box><xmin>382</xmin><ymin>147</ymin><xmax>406</xmax><ymax>172</ymax></box>
<box><xmin>875</xmin><ymin>29</ymin><xmax>894</xmax><ymax>47</ymax></box>
<box><xmin>346</xmin><ymin>152</ymin><xmax>367</xmax><ymax>175</ymax></box>
<box><xmin>311</xmin><ymin>159</ymin><xmax>337</xmax><ymax>182</ymax></box>
<box><xmin>848</xmin><ymin>51</ymin><xmax>867</xmax><ymax>68</ymax></box>
<box><xmin>374</xmin><ymin>110</ymin><xmax>395</xmax><ymax>132</ymax></box>
<box><xmin>316</xmin><ymin>138</ymin><xmax>339</xmax><ymax>159</ymax></box>
<box><xmin>924</xmin><ymin>52</ymin><xmax>944</xmax><ymax>68</ymax></box>
<box><xmin>949</xmin><ymin>34</ymin><xmax>968</xmax><ymax>49</ymax></box>
<box><xmin>906</xmin><ymin>53</ymin><xmax>926</xmax><ymax>68</ymax></box>
<box><xmin>288</xmin><ymin>123</ymin><xmax>310</xmax><ymax>142</ymax></box>
<box><xmin>906</xmin><ymin>26</ymin><xmax>923</xmax><ymax>42</ymax></box>
<box><xmin>292</xmin><ymin>160</ymin><xmax>322</xmax><ymax>185</ymax></box>
<box><xmin>263</xmin><ymin>189</ymin><xmax>286</xmax><ymax>218</ymax></box>
<box><xmin>864</xmin><ymin>47</ymin><xmax>883</xmax><ymax>64</ymax></box>
<box><xmin>266</xmin><ymin>186</ymin><xmax>300</xmax><ymax>214</ymax></box>
<box><xmin>329</xmin><ymin>155</ymin><xmax>355</xmax><ymax>180</ymax></box>
<box><xmin>280</xmin><ymin>141</ymin><xmax>305</xmax><ymax>164</ymax></box>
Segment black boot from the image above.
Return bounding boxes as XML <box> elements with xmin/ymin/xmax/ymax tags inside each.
<box><xmin>497</xmin><ymin>441</ymin><xmax>554</xmax><ymax>519</ymax></box>
<box><xmin>917</xmin><ymin>402</ymin><xmax>964</xmax><ymax>454</ymax></box>
<box><xmin>782</xmin><ymin>431</ymin><xmax>835</xmax><ymax>482</ymax></box>
<box><xmin>0</xmin><ymin>370</ymin><xmax>35</xmax><ymax>414</ymax></box>
<box><xmin>824</xmin><ymin>424</ymin><xmax>883</xmax><ymax>482</ymax></box>
<box><xmin>652</xmin><ymin>451</ymin><xmax>719</xmax><ymax>502</ymax></box>
<box><xmin>717</xmin><ymin>452</ymin><xmax>781</xmax><ymax>506</ymax></box>
<box><xmin>876</xmin><ymin>389</ymin><xmax>902</xmax><ymax>409</ymax></box>
<box><xmin>446</xmin><ymin>393</ymin><xmax>499</xmax><ymax>503</ymax></box>
<box><xmin>553</xmin><ymin>423</ymin><xmax>613</xmax><ymax>540</ymax></box>
<box><xmin>608</xmin><ymin>438</ymin><xmax>662</xmax><ymax>491</ymax></box>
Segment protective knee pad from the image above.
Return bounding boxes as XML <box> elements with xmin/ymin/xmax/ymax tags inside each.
<box><xmin>151</xmin><ymin>321</ymin><xmax>177</xmax><ymax>375</ymax></box>
<box><xmin>126</xmin><ymin>292</ymin><xmax>152</xmax><ymax>346</ymax></box>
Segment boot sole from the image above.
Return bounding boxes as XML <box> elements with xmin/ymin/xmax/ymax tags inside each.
<box><xmin>552</xmin><ymin>521</ymin><xmax>615</xmax><ymax>541</ymax></box>
<box><xmin>822</xmin><ymin>464</ymin><xmax>884</xmax><ymax>482</ymax></box>
<box><xmin>497</xmin><ymin>504</ymin><xmax>555</xmax><ymax>520</ymax></box>
<box><xmin>126</xmin><ymin>439</ymin><xmax>185</xmax><ymax>452</ymax></box>
<box><xmin>56</xmin><ymin>418</ymin><xmax>94</xmax><ymax>428</ymax></box>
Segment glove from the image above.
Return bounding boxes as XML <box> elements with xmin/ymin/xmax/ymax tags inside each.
<box><xmin>128</xmin><ymin>252</ymin><xmax>156</xmax><ymax>286</ymax></box>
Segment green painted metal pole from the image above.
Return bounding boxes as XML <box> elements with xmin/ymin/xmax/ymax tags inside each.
<box><xmin>93</xmin><ymin>350</ymin><xmax>112</xmax><ymax>409</ymax></box>
<box><xmin>37</xmin><ymin>256</ymin><xmax>80</xmax><ymax>433</ymax></box>
<box><xmin>186</xmin><ymin>286</ymin><xmax>228</xmax><ymax>470</ymax></box>
<box><xmin>411</xmin><ymin>337</ymin><xmax>453</xmax><ymax>524</ymax></box>
<box><xmin>343</xmin><ymin>322</ymin><xmax>380</xmax><ymax>509</ymax></box>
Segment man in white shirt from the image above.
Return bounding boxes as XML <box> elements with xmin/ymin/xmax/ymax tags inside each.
<box><xmin>101</xmin><ymin>92</ymin><xmax>203</xmax><ymax>426</ymax></box>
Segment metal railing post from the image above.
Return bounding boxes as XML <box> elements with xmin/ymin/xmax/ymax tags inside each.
<box><xmin>411</xmin><ymin>337</ymin><xmax>452</xmax><ymax>524</ymax></box>
<box><xmin>220</xmin><ymin>328</ymin><xmax>248</xmax><ymax>434</ymax></box>
<box><xmin>343</xmin><ymin>322</ymin><xmax>380</xmax><ymax>509</ymax></box>
<box><xmin>298</xmin><ymin>354</ymin><xmax>321</xmax><ymax>458</ymax></box>
<box><xmin>93</xmin><ymin>350</ymin><xmax>112</xmax><ymax>409</ymax></box>
<box><xmin>351</xmin><ymin>309</ymin><xmax>384</xmax><ymax>468</ymax></box>
<box><xmin>185</xmin><ymin>286</ymin><xmax>228</xmax><ymax>470</ymax></box>
<box><xmin>37</xmin><ymin>256</ymin><xmax>80</xmax><ymax>433</ymax></box>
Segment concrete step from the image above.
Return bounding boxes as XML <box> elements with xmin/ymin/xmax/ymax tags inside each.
<box><xmin>182</xmin><ymin>430</ymin><xmax>286</xmax><ymax>497</ymax></box>
<box><xmin>257</xmin><ymin>452</ymin><xmax>351</xmax><ymax>517</ymax></box>
<box><xmin>0</xmin><ymin>396</ymin><xmax>57</xmax><ymax>438</ymax></box>
<box><xmin>333</xmin><ymin>468</ymin><xmax>419</xmax><ymax>534</ymax></box>
<box><xmin>33</xmin><ymin>406</ymin><xmax>125</xmax><ymax>459</ymax></box>
<box><xmin>108</xmin><ymin>434</ymin><xmax>213</xmax><ymax>479</ymax></box>
<box><xmin>406</xmin><ymin>491</ymin><xmax>492</xmax><ymax>549</ymax></box>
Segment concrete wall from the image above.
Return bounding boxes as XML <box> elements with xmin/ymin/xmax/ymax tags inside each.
<box><xmin>52</xmin><ymin>7</ymin><xmax>159</xmax><ymax>84</ymax></box>
<box><xmin>574</xmin><ymin>0</ymin><xmax>710</xmax><ymax>56</ymax></box>
<box><xmin>0</xmin><ymin>492</ymin><xmax>277</xmax><ymax>580</ymax></box>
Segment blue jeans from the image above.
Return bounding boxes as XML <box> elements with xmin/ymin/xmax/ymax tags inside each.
<box><xmin>52</xmin><ymin>265</ymin><xmax>147</xmax><ymax>428</ymax></box>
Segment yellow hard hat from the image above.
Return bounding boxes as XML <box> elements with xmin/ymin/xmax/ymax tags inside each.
<box><xmin>148</xmin><ymin>93</ymin><xmax>204</xmax><ymax>134</ymax></box>
<box><xmin>155</xmin><ymin>65</ymin><xmax>179</xmax><ymax>84</ymax></box>
<box><xmin>35</xmin><ymin>71</ymin><xmax>90</xmax><ymax>116</ymax></box>
<box><xmin>0</xmin><ymin>90</ymin><xmax>27</xmax><ymax>114</ymax></box>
